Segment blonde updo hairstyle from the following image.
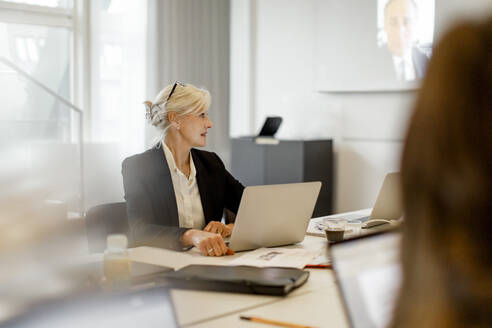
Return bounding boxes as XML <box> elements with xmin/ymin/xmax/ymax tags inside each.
<box><xmin>144</xmin><ymin>82</ymin><xmax>211</xmax><ymax>139</ymax></box>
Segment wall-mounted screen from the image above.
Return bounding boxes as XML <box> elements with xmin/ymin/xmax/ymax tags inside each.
<box><xmin>377</xmin><ymin>0</ymin><xmax>434</xmax><ymax>82</ymax></box>
<box><xmin>314</xmin><ymin>0</ymin><xmax>435</xmax><ymax>92</ymax></box>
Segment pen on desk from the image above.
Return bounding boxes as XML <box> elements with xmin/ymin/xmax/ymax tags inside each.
<box><xmin>240</xmin><ymin>315</ymin><xmax>317</xmax><ymax>328</ymax></box>
<box><xmin>304</xmin><ymin>264</ymin><xmax>331</xmax><ymax>269</ymax></box>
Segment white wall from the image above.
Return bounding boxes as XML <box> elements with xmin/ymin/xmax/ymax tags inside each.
<box><xmin>230</xmin><ymin>0</ymin><xmax>491</xmax><ymax>212</ymax></box>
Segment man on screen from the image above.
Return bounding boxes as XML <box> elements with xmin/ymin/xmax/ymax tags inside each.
<box><xmin>383</xmin><ymin>0</ymin><xmax>429</xmax><ymax>81</ymax></box>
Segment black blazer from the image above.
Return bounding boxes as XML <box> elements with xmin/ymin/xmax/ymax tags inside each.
<box><xmin>122</xmin><ymin>146</ymin><xmax>244</xmax><ymax>251</ymax></box>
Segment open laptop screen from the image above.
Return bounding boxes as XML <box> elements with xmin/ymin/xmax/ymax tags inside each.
<box><xmin>331</xmin><ymin>231</ymin><xmax>402</xmax><ymax>328</ymax></box>
<box><xmin>3</xmin><ymin>287</ymin><xmax>177</xmax><ymax>328</ymax></box>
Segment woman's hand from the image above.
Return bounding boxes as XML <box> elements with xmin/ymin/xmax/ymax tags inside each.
<box><xmin>203</xmin><ymin>222</ymin><xmax>234</xmax><ymax>238</ymax></box>
<box><xmin>181</xmin><ymin>229</ymin><xmax>230</xmax><ymax>256</ymax></box>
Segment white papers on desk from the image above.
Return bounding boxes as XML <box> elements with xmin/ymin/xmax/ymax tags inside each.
<box><xmin>307</xmin><ymin>218</ymin><xmax>361</xmax><ymax>238</ymax></box>
<box><xmin>306</xmin><ymin>218</ymin><xmax>328</xmax><ymax>237</ymax></box>
<box><xmin>306</xmin><ymin>209</ymin><xmax>372</xmax><ymax>237</ymax></box>
<box><xmin>309</xmin><ymin>249</ymin><xmax>331</xmax><ymax>266</ymax></box>
<box><xmin>228</xmin><ymin>247</ymin><xmax>320</xmax><ymax>269</ymax></box>
<box><xmin>129</xmin><ymin>236</ymin><xmax>328</xmax><ymax>270</ymax></box>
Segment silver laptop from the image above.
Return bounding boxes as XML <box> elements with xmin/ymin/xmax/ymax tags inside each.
<box><xmin>228</xmin><ymin>182</ymin><xmax>322</xmax><ymax>252</ymax></box>
<box><xmin>341</xmin><ymin>172</ymin><xmax>402</xmax><ymax>228</ymax></box>
<box><xmin>3</xmin><ymin>287</ymin><xmax>178</xmax><ymax>328</ymax></box>
<box><xmin>368</xmin><ymin>172</ymin><xmax>402</xmax><ymax>221</ymax></box>
<box><xmin>330</xmin><ymin>230</ymin><xmax>402</xmax><ymax>328</ymax></box>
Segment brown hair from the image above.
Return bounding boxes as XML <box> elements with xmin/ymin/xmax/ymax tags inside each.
<box><xmin>391</xmin><ymin>18</ymin><xmax>492</xmax><ymax>327</ymax></box>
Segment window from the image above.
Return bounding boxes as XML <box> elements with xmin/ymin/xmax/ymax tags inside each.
<box><xmin>0</xmin><ymin>0</ymin><xmax>81</xmax><ymax>211</ymax></box>
<box><xmin>1</xmin><ymin>0</ymin><xmax>72</xmax><ymax>8</ymax></box>
<box><xmin>0</xmin><ymin>0</ymin><xmax>76</xmax><ymax>139</ymax></box>
<box><xmin>0</xmin><ymin>0</ymin><xmax>147</xmax><ymax>212</ymax></box>
<box><xmin>90</xmin><ymin>0</ymin><xmax>147</xmax><ymax>153</ymax></box>
<box><xmin>0</xmin><ymin>22</ymin><xmax>72</xmax><ymax>125</ymax></box>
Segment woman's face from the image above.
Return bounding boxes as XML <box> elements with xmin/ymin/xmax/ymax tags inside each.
<box><xmin>178</xmin><ymin>110</ymin><xmax>213</xmax><ymax>148</ymax></box>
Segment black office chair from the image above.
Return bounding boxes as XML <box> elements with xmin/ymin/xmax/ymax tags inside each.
<box><xmin>85</xmin><ymin>202</ymin><xmax>129</xmax><ymax>253</ymax></box>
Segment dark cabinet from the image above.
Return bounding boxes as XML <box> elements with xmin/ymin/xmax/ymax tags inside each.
<box><xmin>231</xmin><ymin>138</ymin><xmax>333</xmax><ymax>217</ymax></box>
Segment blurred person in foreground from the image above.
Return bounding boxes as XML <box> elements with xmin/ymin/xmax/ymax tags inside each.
<box><xmin>390</xmin><ymin>18</ymin><xmax>492</xmax><ymax>327</ymax></box>
<box><xmin>122</xmin><ymin>82</ymin><xmax>244</xmax><ymax>257</ymax></box>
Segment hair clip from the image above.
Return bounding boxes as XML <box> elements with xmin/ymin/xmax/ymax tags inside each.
<box><xmin>143</xmin><ymin>101</ymin><xmax>153</xmax><ymax>120</ymax></box>
<box><xmin>167</xmin><ymin>81</ymin><xmax>185</xmax><ymax>102</ymax></box>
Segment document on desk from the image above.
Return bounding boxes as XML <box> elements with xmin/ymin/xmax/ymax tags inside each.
<box><xmin>306</xmin><ymin>209</ymin><xmax>372</xmax><ymax>237</ymax></box>
<box><xmin>129</xmin><ymin>236</ymin><xmax>328</xmax><ymax>270</ymax></box>
<box><xmin>228</xmin><ymin>247</ymin><xmax>320</xmax><ymax>269</ymax></box>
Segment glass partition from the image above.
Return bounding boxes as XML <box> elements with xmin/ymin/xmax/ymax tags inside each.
<box><xmin>0</xmin><ymin>57</ymin><xmax>84</xmax><ymax>323</ymax></box>
<box><xmin>0</xmin><ymin>3</ymin><xmax>85</xmax><ymax>323</ymax></box>
<box><xmin>0</xmin><ymin>58</ymin><xmax>83</xmax><ymax>215</ymax></box>
<box><xmin>0</xmin><ymin>16</ymin><xmax>81</xmax><ymax>214</ymax></box>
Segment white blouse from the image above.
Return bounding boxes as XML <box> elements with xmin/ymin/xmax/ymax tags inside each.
<box><xmin>162</xmin><ymin>143</ymin><xmax>205</xmax><ymax>229</ymax></box>
<box><xmin>392</xmin><ymin>53</ymin><xmax>416</xmax><ymax>81</ymax></box>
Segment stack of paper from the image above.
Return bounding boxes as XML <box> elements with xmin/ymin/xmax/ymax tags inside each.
<box><xmin>228</xmin><ymin>247</ymin><xmax>321</xmax><ymax>269</ymax></box>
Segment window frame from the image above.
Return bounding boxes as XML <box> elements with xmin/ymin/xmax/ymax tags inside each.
<box><xmin>0</xmin><ymin>0</ymin><xmax>90</xmax><ymax>139</ymax></box>
<box><xmin>0</xmin><ymin>1</ymin><xmax>73</xmax><ymax>27</ymax></box>
<box><xmin>0</xmin><ymin>0</ymin><xmax>90</xmax><ymax>213</ymax></box>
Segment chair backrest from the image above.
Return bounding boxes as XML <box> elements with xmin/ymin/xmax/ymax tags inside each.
<box><xmin>85</xmin><ymin>202</ymin><xmax>129</xmax><ymax>253</ymax></box>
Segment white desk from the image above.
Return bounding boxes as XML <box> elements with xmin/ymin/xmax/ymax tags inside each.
<box><xmin>129</xmin><ymin>234</ymin><xmax>350</xmax><ymax>328</ymax></box>
<box><xmin>188</xmin><ymin>278</ymin><xmax>347</xmax><ymax>328</ymax></box>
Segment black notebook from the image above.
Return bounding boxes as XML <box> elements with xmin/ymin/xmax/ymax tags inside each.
<box><xmin>162</xmin><ymin>265</ymin><xmax>309</xmax><ymax>296</ymax></box>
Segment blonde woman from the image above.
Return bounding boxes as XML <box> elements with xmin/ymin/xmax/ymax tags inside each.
<box><xmin>122</xmin><ymin>82</ymin><xmax>244</xmax><ymax>256</ymax></box>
